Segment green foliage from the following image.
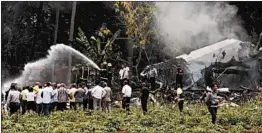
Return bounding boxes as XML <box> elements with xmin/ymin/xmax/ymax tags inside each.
<box><xmin>114</xmin><ymin>2</ymin><xmax>156</xmax><ymax>47</ymax></box>
<box><xmin>2</xmin><ymin>98</ymin><xmax>262</xmax><ymax>133</ymax></box>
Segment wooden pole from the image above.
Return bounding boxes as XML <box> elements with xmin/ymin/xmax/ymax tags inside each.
<box><xmin>68</xmin><ymin>1</ymin><xmax>77</xmax><ymax>85</ymax></box>
<box><xmin>52</xmin><ymin>3</ymin><xmax>60</xmax><ymax>82</ymax></box>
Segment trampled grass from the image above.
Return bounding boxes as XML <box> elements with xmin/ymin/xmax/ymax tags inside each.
<box><xmin>2</xmin><ymin>97</ymin><xmax>262</xmax><ymax>133</ymax></box>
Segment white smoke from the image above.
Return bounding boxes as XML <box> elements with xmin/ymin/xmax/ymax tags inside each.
<box><xmin>155</xmin><ymin>2</ymin><xmax>248</xmax><ymax>56</ymax></box>
<box><xmin>2</xmin><ymin>44</ymin><xmax>100</xmax><ymax>92</ymax></box>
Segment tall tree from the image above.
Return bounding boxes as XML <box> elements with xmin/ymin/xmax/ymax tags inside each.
<box><xmin>68</xmin><ymin>1</ymin><xmax>77</xmax><ymax>84</ymax></box>
<box><xmin>51</xmin><ymin>3</ymin><xmax>60</xmax><ymax>82</ymax></box>
<box><xmin>114</xmin><ymin>2</ymin><xmax>156</xmax><ymax>79</ymax></box>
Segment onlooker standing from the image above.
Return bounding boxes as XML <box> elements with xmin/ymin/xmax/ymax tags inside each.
<box><xmin>102</xmin><ymin>82</ymin><xmax>112</xmax><ymax>113</ymax></box>
<box><xmin>68</xmin><ymin>84</ymin><xmax>77</xmax><ymax>110</ymax></box>
<box><xmin>57</xmin><ymin>83</ymin><xmax>68</xmax><ymax>111</ymax></box>
<box><xmin>75</xmin><ymin>84</ymin><xmax>85</xmax><ymax>110</ymax></box>
<box><xmin>122</xmin><ymin>80</ymin><xmax>132</xmax><ymax>112</ymax></box>
<box><xmin>119</xmin><ymin>64</ymin><xmax>130</xmax><ymax>87</ymax></box>
<box><xmin>26</xmin><ymin>87</ymin><xmax>35</xmax><ymax>112</ymax></box>
<box><xmin>175</xmin><ymin>84</ymin><xmax>185</xmax><ymax>112</ymax></box>
<box><xmin>140</xmin><ymin>82</ymin><xmax>149</xmax><ymax>114</ymax></box>
<box><xmin>6</xmin><ymin>83</ymin><xmax>21</xmax><ymax>115</ymax></box>
<box><xmin>91</xmin><ymin>81</ymin><xmax>106</xmax><ymax>110</ymax></box>
<box><xmin>21</xmin><ymin>86</ymin><xmax>29</xmax><ymax>114</ymax></box>
<box><xmin>83</xmin><ymin>83</ymin><xmax>89</xmax><ymax>111</ymax></box>
<box><xmin>35</xmin><ymin>86</ymin><xmax>43</xmax><ymax>115</ymax></box>
<box><xmin>176</xmin><ymin>64</ymin><xmax>184</xmax><ymax>88</ymax></box>
<box><xmin>33</xmin><ymin>82</ymin><xmax>40</xmax><ymax>93</ymax></box>
<box><xmin>41</xmin><ymin>82</ymin><xmax>53</xmax><ymax>116</ymax></box>
<box><xmin>148</xmin><ymin>65</ymin><xmax>158</xmax><ymax>91</ymax></box>
<box><xmin>50</xmin><ymin>85</ymin><xmax>58</xmax><ymax>112</ymax></box>
<box><xmin>107</xmin><ymin>63</ymin><xmax>113</xmax><ymax>87</ymax></box>
<box><xmin>205</xmin><ymin>84</ymin><xmax>221</xmax><ymax>124</ymax></box>
<box><xmin>88</xmin><ymin>83</ymin><xmax>94</xmax><ymax>110</ymax></box>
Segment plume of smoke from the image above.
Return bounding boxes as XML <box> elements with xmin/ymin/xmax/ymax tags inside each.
<box><xmin>155</xmin><ymin>2</ymin><xmax>248</xmax><ymax>56</ymax></box>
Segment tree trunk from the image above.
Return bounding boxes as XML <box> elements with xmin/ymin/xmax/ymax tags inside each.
<box><xmin>68</xmin><ymin>1</ymin><xmax>77</xmax><ymax>85</ymax></box>
<box><xmin>31</xmin><ymin>1</ymin><xmax>44</xmax><ymax>60</ymax></box>
<box><xmin>127</xmin><ymin>39</ymin><xmax>134</xmax><ymax>77</ymax></box>
<box><xmin>52</xmin><ymin>3</ymin><xmax>60</xmax><ymax>82</ymax></box>
<box><xmin>135</xmin><ymin>46</ymin><xmax>143</xmax><ymax>81</ymax></box>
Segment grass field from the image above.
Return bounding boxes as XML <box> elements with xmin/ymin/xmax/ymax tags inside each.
<box><xmin>2</xmin><ymin>97</ymin><xmax>262</xmax><ymax>133</ymax></box>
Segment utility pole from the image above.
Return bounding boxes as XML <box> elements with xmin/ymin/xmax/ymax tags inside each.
<box><xmin>68</xmin><ymin>1</ymin><xmax>77</xmax><ymax>85</ymax></box>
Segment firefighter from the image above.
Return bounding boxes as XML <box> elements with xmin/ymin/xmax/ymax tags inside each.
<box><xmin>176</xmin><ymin>64</ymin><xmax>184</xmax><ymax>88</ymax></box>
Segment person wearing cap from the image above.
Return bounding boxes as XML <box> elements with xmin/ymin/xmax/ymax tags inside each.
<box><xmin>205</xmin><ymin>84</ymin><xmax>221</xmax><ymax>124</ymax></box>
<box><xmin>102</xmin><ymin>82</ymin><xmax>112</xmax><ymax>113</ymax></box>
<box><xmin>33</xmin><ymin>82</ymin><xmax>40</xmax><ymax>93</ymax></box>
<box><xmin>176</xmin><ymin>64</ymin><xmax>184</xmax><ymax>88</ymax></box>
<box><xmin>121</xmin><ymin>80</ymin><xmax>132</xmax><ymax>112</ymax></box>
<box><xmin>175</xmin><ymin>84</ymin><xmax>185</xmax><ymax>112</ymax></box>
<box><xmin>140</xmin><ymin>82</ymin><xmax>149</xmax><ymax>114</ymax></box>
<box><xmin>100</xmin><ymin>61</ymin><xmax>108</xmax><ymax>82</ymax></box>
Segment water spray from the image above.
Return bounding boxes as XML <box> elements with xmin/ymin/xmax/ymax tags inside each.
<box><xmin>2</xmin><ymin>44</ymin><xmax>101</xmax><ymax>92</ymax></box>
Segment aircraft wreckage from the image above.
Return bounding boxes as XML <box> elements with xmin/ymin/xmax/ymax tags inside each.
<box><xmin>140</xmin><ymin>38</ymin><xmax>262</xmax><ymax>103</ymax></box>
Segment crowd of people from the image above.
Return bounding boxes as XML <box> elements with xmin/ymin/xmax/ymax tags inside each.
<box><xmin>2</xmin><ymin>81</ymin><xmax>114</xmax><ymax>116</ymax></box>
<box><xmin>1</xmin><ymin>63</ymin><xmax>229</xmax><ymax>125</ymax></box>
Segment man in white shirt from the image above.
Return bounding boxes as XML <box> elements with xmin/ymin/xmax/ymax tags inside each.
<box><xmin>21</xmin><ymin>86</ymin><xmax>29</xmax><ymax>114</ymax></box>
<box><xmin>6</xmin><ymin>83</ymin><xmax>21</xmax><ymax>115</ymax></box>
<box><xmin>41</xmin><ymin>82</ymin><xmax>53</xmax><ymax>116</ymax></box>
<box><xmin>119</xmin><ymin>64</ymin><xmax>130</xmax><ymax>87</ymax></box>
<box><xmin>121</xmin><ymin>80</ymin><xmax>132</xmax><ymax>112</ymax></box>
<box><xmin>91</xmin><ymin>81</ymin><xmax>106</xmax><ymax>110</ymax></box>
<box><xmin>148</xmin><ymin>65</ymin><xmax>158</xmax><ymax>91</ymax></box>
<box><xmin>35</xmin><ymin>85</ymin><xmax>43</xmax><ymax>115</ymax></box>
<box><xmin>50</xmin><ymin>84</ymin><xmax>58</xmax><ymax>112</ymax></box>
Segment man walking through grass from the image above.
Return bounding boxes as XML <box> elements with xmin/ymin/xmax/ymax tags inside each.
<box><xmin>205</xmin><ymin>83</ymin><xmax>221</xmax><ymax>124</ymax></box>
